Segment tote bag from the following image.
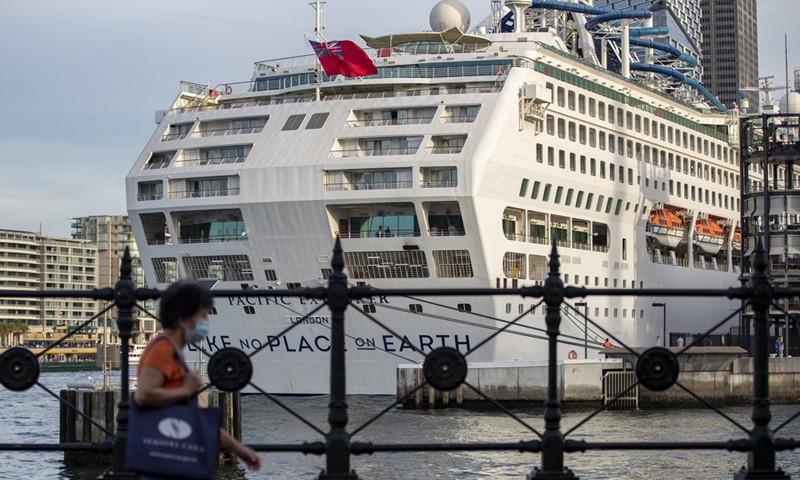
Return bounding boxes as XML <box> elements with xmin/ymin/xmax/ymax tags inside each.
<box><xmin>125</xmin><ymin>395</ymin><xmax>221</xmax><ymax>480</ymax></box>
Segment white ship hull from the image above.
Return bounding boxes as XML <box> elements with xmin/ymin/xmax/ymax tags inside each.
<box><xmin>126</xmin><ymin>1</ymin><xmax>744</xmax><ymax>394</ymax></box>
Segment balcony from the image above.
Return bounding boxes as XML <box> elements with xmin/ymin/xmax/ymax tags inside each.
<box><xmin>168</xmin><ymin>188</ymin><xmax>241</xmax><ymax>199</ymax></box>
<box><xmin>324</xmin><ymin>181</ymin><xmax>412</xmax><ymax>191</ymax></box>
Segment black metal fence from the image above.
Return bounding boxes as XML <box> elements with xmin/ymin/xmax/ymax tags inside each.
<box><xmin>0</xmin><ymin>240</ymin><xmax>798</xmax><ymax>479</ymax></box>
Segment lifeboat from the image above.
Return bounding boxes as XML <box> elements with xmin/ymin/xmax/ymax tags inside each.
<box><xmin>731</xmin><ymin>230</ymin><xmax>741</xmax><ymax>253</ymax></box>
<box><xmin>694</xmin><ymin>218</ymin><xmax>725</xmax><ymax>255</ymax></box>
<box><xmin>647</xmin><ymin>208</ymin><xmax>685</xmax><ymax>248</ymax></box>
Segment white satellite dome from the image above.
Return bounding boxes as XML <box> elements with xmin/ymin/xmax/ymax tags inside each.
<box><xmin>430</xmin><ymin>0</ymin><xmax>471</xmax><ymax>32</ymax></box>
<box><xmin>779</xmin><ymin>91</ymin><xmax>800</xmax><ymax>115</ymax></box>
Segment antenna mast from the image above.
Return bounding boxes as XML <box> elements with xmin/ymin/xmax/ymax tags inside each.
<box><xmin>311</xmin><ymin>1</ymin><xmax>326</xmax><ymax>102</ymax></box>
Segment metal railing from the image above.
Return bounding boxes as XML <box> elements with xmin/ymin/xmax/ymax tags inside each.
<box><xmin>0</xmin><ymin>242</ymin><xmax>799</xmax><ymax>479</ymax></box>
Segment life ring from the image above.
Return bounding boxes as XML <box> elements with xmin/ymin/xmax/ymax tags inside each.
<box><xmin>224</xmin><ymin>85</ymin><xmax>233</xmax><ymax>95</ymax></box>
<box><xmin>567</xmin><ymin>350</ymin><xmax>578</xmax><ymax>360</ymax></box>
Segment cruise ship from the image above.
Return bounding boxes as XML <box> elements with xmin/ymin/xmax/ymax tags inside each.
<box><xmin>126</xmin><ymin>0</ymin><xmax>743</xmax><ymax>394</ymax></box>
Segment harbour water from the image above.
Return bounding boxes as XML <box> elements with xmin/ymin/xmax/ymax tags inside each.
<box><xmin>2</xmin><ymin>372</ymin><xmax>800</xmax><ymax>479</ymax></box>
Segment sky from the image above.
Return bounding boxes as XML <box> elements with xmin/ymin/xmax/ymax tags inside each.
<box><xmin>0</xmin><ymin>0</ymin><xmax>797</xmax><ymax>239</ymax></box>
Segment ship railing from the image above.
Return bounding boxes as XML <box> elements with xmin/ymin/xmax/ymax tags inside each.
<box><xmin>344</xmin><ymin>117</ymin><xmax>434</xmax><ymax>127</ymax></box>
<box><xmin>191</xmin><ymin>126</ymin><xmax>264</xmax><ymax>138</ymax></box>
<box><xmin>324</xmin><ymin>181</ymin><xmax>413</xmax><ymax>191</ymax></box>
<box><xmin>145</xmin><ymin>238</ymin><xmax>169</xmax><ymax>246</ymax></box>
<box><xmin>167</xmin><ymin>85</ymin><xmax>501</xmax><ymax>116</ymax></box>
<box><xmin>427</xmin><ymin>228</ymin><xmax>464</xmax><ymax>236</ymax></box>
<box><xmin>591</xmin><ymin>244</ymin><xmax>610</xmax><ymax>253</ymax></box>
<box><xmin>420</xmin><ymin>180</ymin><xmax>458</xmax><ymax>188</ymax></box>
<box><xmin>505</xmin><ymin>233</ymin><xmax>525</xmax><ymax>242</ymax></box>
<box><xmin>528</xmin><ymin>235</ymin><xmax>549</xmax><ymax>245</ymax></box>
<box><xmin>167</xmin><ymin>188</ymin><xmax>240</xmax><ymax>199</ymax></box>
<box><xmin>329</xmin><ymin>147</ymin><xmax>417</xmax><ymax>158</ymax></box>
<box><xmin>178</xmin><ymin>235</ymin><xmax>248</xmax><ymax>244</ymax></box>
<box><xmin>136</xmin><ymin>193</ymin><xmax>163</xmax><ymax>201</ymax></box>
<box><xmin>336</xmin><ymin>229</ymin><xmax>421</xmax><ymax>239</ymax></box>
<box><xmin>160</xmin><ymin>132</ymin><xmax>189</xmax><ymax>141</ymax></box>
<box><xmin>173</xmin><ymin>156</ymin><xmax>246</xmax><ymax>166</ymax></box>
<box><xmin>439</xmin><ymin>114</ymin><xmax>478</xmax><ymax>124</ymax></box>
<box><xmin>425</xmin><ymin>146</ymin><xmax>465</xmax><ymax>155</ymax></box>
<box><xmin>573</xmin><ymin>242</ymin><xmax>592</xmax><ymax>251</ymax></box>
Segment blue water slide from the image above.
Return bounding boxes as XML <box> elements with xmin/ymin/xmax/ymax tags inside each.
<box><xmin>585</xmin><ymin>11</ymin><xmax>652</xmax><ymax>31</ymax></box>
<box><xmin>609</xmin><ymin>37</ymin><xmax>699</xmax><ymax>67</ymax></box>
<box><xmin>629</xmin><ymin>26</ymin><xmax>668</xmax><ymax>37</ymax></box>
<box><xmin>630</xmin><ymin>63</ymin><xmax>726</xmax><ymax>112</ymax></box>
<box><xmin>530</xmin><ymin>1</ymin><xmax>606</xmax><ymax>16</ymax></box>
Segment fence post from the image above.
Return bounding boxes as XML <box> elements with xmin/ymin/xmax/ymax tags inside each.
<box><xmin>734</xmin><ymin>241</ymin><xmax>789</xmax><ymax>479</ymax></box>
<box><xmin>319</xmin><ymin>238</ymin><xmax>358</xmax><ymax>479</ymax></box>
<box><xmin>99</xmin><ymin>247</ymin><xmax>138</xmax><ymax>479</ymax></box>
<box><xmin>529</xmin><ymin>243</ymin><xmax>576</xmax><ymax>479</ymax></box>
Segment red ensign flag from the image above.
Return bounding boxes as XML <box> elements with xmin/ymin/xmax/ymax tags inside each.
<box><xmin>309</xmin><ymin>40</ymin><xmax>378</xmax><ymax>78</ymax></box>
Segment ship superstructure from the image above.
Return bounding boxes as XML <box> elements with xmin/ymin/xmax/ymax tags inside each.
<box><xmin>126</xmin><ymin>0</ymin><xmax>744</xmax><ymax>394</ymax></box>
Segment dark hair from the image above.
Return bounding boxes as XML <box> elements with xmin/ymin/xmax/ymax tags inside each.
<box><xmin>158</xmin><ymin>281</ymin><xmax>213</xmax><ymax>329</ymax></box>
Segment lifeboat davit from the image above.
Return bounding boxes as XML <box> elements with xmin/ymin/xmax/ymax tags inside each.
<box><xmin>694</xmin><ymin>218</ymin><xmax>725</xmax><ymax>255</ymax></box>
<box><xmin>647</xmin><ymin>208</ymin><xmax>684</xmax><ymax>248</ymax></box>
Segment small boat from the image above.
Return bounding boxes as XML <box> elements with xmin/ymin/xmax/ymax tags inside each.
<box><xmin>694</xmin><ymin>217</ymin><xmax>725</xmax><ymax>255</ymax></box>
<box><xmin>647</xmin><ymin>208</ymin><xmax>685</xmax><ymax>248</ymax></box>
<box><xmin>129</xmin><ymin>344</ymin><xmax>146</xmax><ymax>366</ymax></box>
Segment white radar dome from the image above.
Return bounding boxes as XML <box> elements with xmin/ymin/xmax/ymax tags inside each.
<box><xmin>779</xmin><ymin>91</ymin><xmax>800</xmax><ymax>115</ymax></box>
<box><xmin>430</xmin><ymin>0</ymin><xmax>471</xmax><ymax>32</ymax></box>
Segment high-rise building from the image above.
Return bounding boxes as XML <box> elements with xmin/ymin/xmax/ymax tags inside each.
<box><xmin>70</xmin><ymin>215</ymin><xmax>154</xmax><ymax>341</ymax></box>
<box><xmin>593</xmin><ymin>0</ymin><xmax>703</xmax><ymax>82</ymax></box>
<box><xmin>0</xmin><ymin>229</ymin><xmax>97</xmax><ymax>335</ymax></box>
<box><xmin>700</xmin><ymin>0</ymin><xmax>758</xmax><ymax>110</ymax></box>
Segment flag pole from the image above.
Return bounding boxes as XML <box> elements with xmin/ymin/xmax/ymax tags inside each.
<box><xmin>311</xmin><ymin>0</ymin><xmax>326</xmax><ymax>102</ymax></box>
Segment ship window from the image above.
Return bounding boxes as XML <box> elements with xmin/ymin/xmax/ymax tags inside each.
<box><xmin>554</xmin><ymin>186</ymin><xmax>563</xmax><ymax>203</ymax></box>
<box><xmin>617</xmin><ymin>109</ymin><xmax>624</xmax><ymax>126</ymax></box>
<box><xmin>344</xmin><ymin>251</ymin><xmax>429</xmax><ymax>279</ymax></box>
<box><xmin>557</xmin><ymin>119</ymin><xmax>566</xmax><ymax>138</ymax></box>
<box><xmin>458</xmin><ymin>303</ymin><xmax>472</xmax><ymax>312</ymax></box>
<box><xmin>209</xmin><ymin>306</ymin><xmax>217</xmax><ymax>315</ymax></box>
<box><xmin>628</xmin><ymin>168</ymin><xmax>633</xmax><ymax>185</ymax></box>
<box><xmin>598</xmin><ymin>101</ymin><xmax>605</xmax><ymax>120</ymax></box>
<box><xmin>568</xmin><ymin>91</ymin><xmax>575</xmax><ymax>110</ymax></box>
<box><xmin>575</xmin><ymin>191</ymin><xmax>584</xmax><ymax>208</ymax></box>
<box><xmin>615</xmin><ymin>200</ymin><xmax>622</xmax><ymax>215</ymax></box>
<box><xmin>559</xmin><ymin>150</ymin><xmax>566</xmax><ymax>169</ymax></box>
<box><xmin>565</xmin><ymin>188</ymin><xmax>574</xmax><ymax>206</ymax></box>
<box><xmin>580</xmin><ymin>156</ymin><xmax>586</xmax><ymax>174</ymax></box>
<box><xmin>531</xmin><ymin>181</ymin><xmax>541</xmax><ymax>199</ymax></box>
<box><xmin>608</xmin><ymin>105</ymin><xmax>615</xmax><ymax>124</ymax></box>
<box><xmin>610</xmin><ymin>163</ymin><xmax>615</xmax><ymax>181</ymax></box>
<box><xmin>618</xmin><ymin>166</ymin><xmax>624</xmax><ymax>183</ymax></box>
<box><xmin>589</xmin><ymin>98</ymin><xmax>596</xmax><ymax>117</ymax></box>
<box><xmin>596</xmin><ymin>195</ymin><xmax>604</xmax><ymax>212</ymax></box>
<box><xmin>589</xmin><ymin>129</ymin><xmax>596</xmax><ymax>147</ymax></box>
<box><xmin>542</xmin><ymin>184</ymin><xmax>551</xmax><ymax>201</ymax></box>
<box><xmin>138</xmin><ymin>181</ymin><xmax>163</xmax><ymax>201</ymax></box>
<box><xmin>600</xmin><ymin>161</ymin><xmax>606</xmax><ymax>179</ymax></box>
<box><xmin>578</xmin><ymin>94</ymin><xmax>586</xmax><ymax>113</ymax></box>
<box><xmin>585</xmin><ymin>193</ymin><xmax>594</xmax><ymax>210</ymax></box>
<box><xmin>608</xmin><ymin>135</ymin><xmax>615</xmax><ymax>153</ymax></box>
<box><xmin>321</xmin><ymin>268</ymin><xmax>332</xmax><ymax>280</ymax></box>
<box><xmin>635</xmin><ymin>115</ymin><xmax>641</xmax><ymax>133</ymax></box>
<box><xmin>626</xmin><ymin>112</ymin><xmax>632</xmax><ymax>130</ymax></box>
<box><xmin>306</xmin><ymin>112</ymin><xmax>330</xmax><ymax>129</ymax></box>
<box><xmin>568</xmin><ymin>122</ymin><xmax>576</xmax><ymax>141</ymax></box>
<box><xmin>282</xmin><ymin>114</ymin><xmax>305</xmax><ymax>130</ymax></box>
<box><xmin>363</xmin><ymin>304</ymin><xmax>376</xmax><ymax>313</ymax></box>
<box><xmin>548</xmin><ymin>147</ymin><xmax>555</xmax><ymax>165</ymax></box>
<box><xmin>546</xmin><ymin>115</ymin><xmax>555</xmax><ymax>135</ymax></box>
<box><xmin>557</xmin><ymin>87</ymin><xmax>565</xmax><ymax>107</ymax></box>
<box><xmin>243</xmin><ymin>306</ymin><xmax>255</xmax><ymax>315</ymax></box>
<box><xmin>264</xmin><ymin>269</ymin><xmax>278</xmax><ymax>281</ymax></box>
<box><xmin>503</xmin><ymin>252</ymin><xmax>526</xmax><ymax>278</ymax></box>
<box><xmin>536</xmin><ymin>144</ymin><xmax>543</xmax><ymax>162</ymax></box>
<box><xmin>409</xmin><ymin>304</ymin><xmax>423</xmax><ymax>314</ymax></box>
<box><xmin>622</xmin><ymin>238</ymin><xmax>627</xmax><ymax>260</ymax></box>
<box><xmin>605</xmin><ymin>197</ymin><xmax>613</xmax><ymax>214</ymax></box>
<box><xmin>626</xmin><ymin>202</ymin><xmax>630</xmax><ymax>211</ymax></box>
<box><xmin>599</xmin><ymin>132</ymin><xmax>605</xmax><ymax>150</ymax></box>
<box><xmin>519</xmin><ymin>179</ymin><xmax>529</xmax><ymax>197</ymax></box>
<box><xmin>506</xmin><ymin>303</ymin><xmax>512</xmax><ymax>314</ymax></box>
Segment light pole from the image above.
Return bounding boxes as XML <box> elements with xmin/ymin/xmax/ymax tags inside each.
<box><xmin>653</xmin><ymin>302</ymin><xmax>667</xmax><ymax>346</ymax></box>
<box><xmin>575</xmin><ymin>302</ymin><xmax>588</xmax><ymax>358</ymax></box>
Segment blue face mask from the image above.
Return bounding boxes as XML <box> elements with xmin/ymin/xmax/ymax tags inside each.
<box><xmin>186</xmin><ymin>319</ymin><xmax>210</xmax><ymax>344</ymax></box>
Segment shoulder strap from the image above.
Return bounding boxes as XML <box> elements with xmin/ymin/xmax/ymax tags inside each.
<box><xmin>150</xmin><ymin>336</ymin><xmax>199</xmax><ymax>407</ymax></box>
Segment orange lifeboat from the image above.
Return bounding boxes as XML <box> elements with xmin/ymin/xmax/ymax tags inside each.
<box><xmin>731</xmin><ymin>230</ymin><xmax>742</xmax><ymax>253</ymax></box>
<box><xmin>647</xmin><ymin>208</ymin><xmax>685</xmax><ymax>248</ymax></box>
<box><xmin>694</xmin><ymin>218</ymin><xmax>725</xmax><ymax>254</ymax></box>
